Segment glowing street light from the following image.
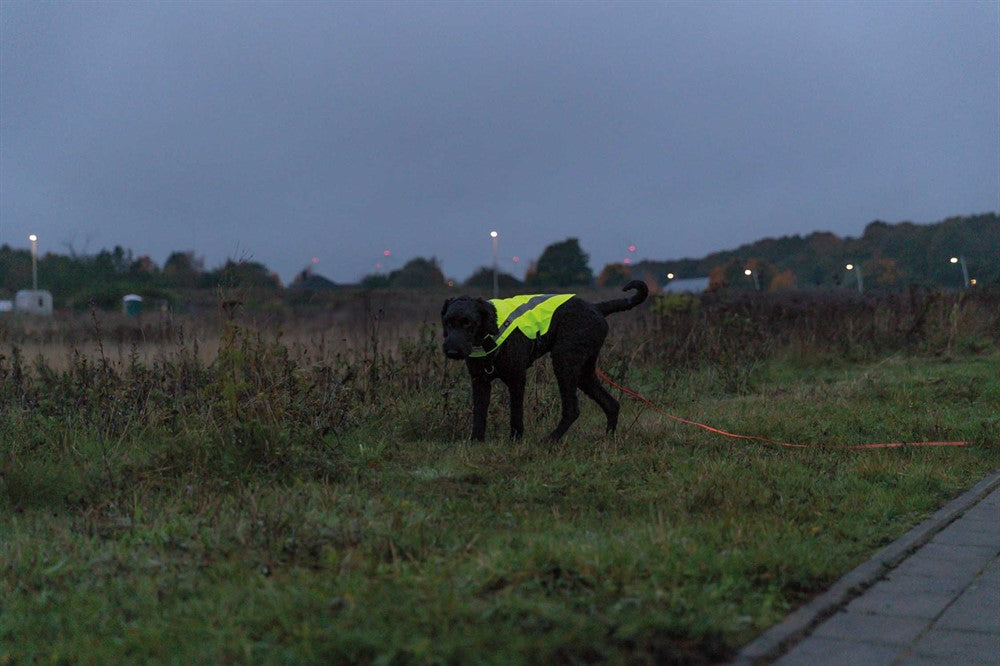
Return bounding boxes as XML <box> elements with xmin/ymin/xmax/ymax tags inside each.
<box><xmin>490</xmin><ymin>231</ymin><xmax>499</xmax><ymax>298</ymax></box>
<box><xmin>744</xmin><ymin>267</ymin><xmax>759</xmax><ymax>291</ymax></box>
<box><xmin>28</xmin><ymin>234</ymin><xmax>38</xmax><ymax>290</ymax></box>
<box><xmin>846</xmin><ymin>263</ymin><xmax>863</xmax><ymax>293</ymax></box>
<box><xmin>949</xmin><ymin>256</ymin><xmax>969</xmax><ymax>288</ymax></box>
<box><xmin>666</xmin><ymin>272</ymin><xmax>674</xmax><ymax>280</ymax></box>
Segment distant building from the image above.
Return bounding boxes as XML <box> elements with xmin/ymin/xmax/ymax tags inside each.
<box><xmin>15</xmin><ymin>289</ymin><xmax>54</xmax><ymax>315</ymax></box>
<box><xmin>662</xmin><ymin>277</ymin><xmax>709</xmax><ymax>293</ymax></box>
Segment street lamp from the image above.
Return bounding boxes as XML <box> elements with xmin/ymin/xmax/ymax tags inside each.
<box><xmin>490</xmin><ymin>231</ymin><xmax>499</xmax><ymax>298</ymax></box>
<box><xmin>744</xmin><ymin>268</ymin><xmax>759</xmax><ymax>291</ymax></box>
<box><xmin>949</xmin><ymin>256</ymin><xmax>969</xmax><ymax>288</ymax></box>
<box><xmin>845</xmin><ymin>263</ymin><xmax>863</xmax><ymax>293</ymax></box>
<box><xmin>28</xmin><ymin>234</ymin><xmax>38</xmax><ymax>290</ymax></box>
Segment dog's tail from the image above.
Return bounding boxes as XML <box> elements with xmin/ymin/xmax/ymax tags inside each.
<box><xmin>596</xmin><ymin>280</ymin><xmax>649</xmax><ymax>316</ymax></box>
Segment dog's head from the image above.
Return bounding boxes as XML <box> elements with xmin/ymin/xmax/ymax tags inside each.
<box><xmin>440</xmin><ymin>296</ymin><xmax>499</xmax><ymax>360</ymax></box>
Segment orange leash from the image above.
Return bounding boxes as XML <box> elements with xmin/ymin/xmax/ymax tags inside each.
<box><xmin>596</xmin><ymin>369</ymin><xmax>968</xmax><ymax>450</ymax></box>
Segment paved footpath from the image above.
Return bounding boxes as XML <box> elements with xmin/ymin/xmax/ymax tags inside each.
<box><xmin>734</xmin><ymin>469</ymin><xmax>1000</xmax><ymax>665</ymax></box>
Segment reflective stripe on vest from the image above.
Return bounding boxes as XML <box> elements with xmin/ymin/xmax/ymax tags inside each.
<box><xmin>469</xmin><ymin>293</ymin><xmax>575</xmax><ymax>357</ymax></box>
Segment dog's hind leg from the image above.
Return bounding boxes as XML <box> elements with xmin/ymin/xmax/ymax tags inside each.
<box><xmin>578</xmin><ymin>357</ymin><xmax>620</xmax><ymax>434</ymax></box>
<box><xmin>547</xmin><ymin>352</ymin><xmax>584</xmax><ymax>441</ymax></box>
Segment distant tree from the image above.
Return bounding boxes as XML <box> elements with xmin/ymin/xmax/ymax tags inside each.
<box><xmin>709</xmin><ymin>257</ymin><xmax>776</xmax><ymax>292</ymax></box>
<box><xmin>129</xmin><ymin>255</ymin><xmax>159</xmax><ymax>277</ymax></box>
<box><xmin>163</xmin><ymin>251</ymin><xmax>204</xmax><ymax>288</ymax></box>
<box><xmin>359</xmin><ymin>273</ymin><xmax>392</xmax><ymax>289</ymax></box>
<box><xmin>107</xmin><ymin>246</ymin><xmax>131</xmax><ymax>273</ymax></box>
<box><xmin>527</xmin><ymin>238</ymin><xmax>593</xmax><ymax>287</ymax></box>
<box><xmin>203</xmin><ymin>259</ymin><xmax>281</xmax><ymax>289</ymax></box>
<box><xmin>0</xmin><ymin>245</ymin><xmax>31</xmax><ymax>294</ymax></box>
<box><xmin>388</xmin><ymin>257</ymin><xmax>446</xmax><ymax>288</ymax></box>
<box><xmin>522</xmin><ymin>260</ymin><xmax>538</xmax><ymax>284</ymax></box>
<box><xmin>745</xmin><ymin>258</ymin><xmax>777</xmax><ymax>291</ymax></box>
<box><xmin>464</xmin><ymin>267</ymin><xmax>523</xmax><ymax>292</ymax></box>
<box><xmin>596</xmin><ymin>262</ymin><xmax>630</xmax><ymax>287</ymax></box>
<box><xmin>768</xmin><ymin>269</ymin><xmax>797</xmax><ymax>291</ymax></box>
<box><xmin>872</xmin><ymin>257</ymin><xmax>904</xmax><ymax>288</ymax></box>
<box><xmin>631</xmin><ymin>259</ymin><xmax>703</xmax><ymax>285</ymax></box>
<box><xmin>707</xmin><ymin>264</ymin><xmax>727</xmax><ymax>291</ymax></box>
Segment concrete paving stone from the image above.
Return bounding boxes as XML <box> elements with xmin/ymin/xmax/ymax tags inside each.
<box><xmin>931</xmin><ymin>514</ymin><xmax>999</xmax><ymax>546</ymax></box>
<box><xmin>892</xmin><ymin>543</ymin><xmax>995</xmax><ymax>581</ymax></box>
<box><xmin>977</xmin><ymin>558</ymin><xmax>1000</xmax><ymax>586</ymax></box>
<box><xmin>908</xmin><ymin>628</ymin><xmax>1000</xmax><ymax>664</ymax></box>
<box><xmin>774</xmin><ymin>636</ymin><xmax>902</xmax><ymax>666</ymax></box>
<box><xmin>917</xmin><ymin>542</ymin><xmax>998</xmax><ymax>565</ymax></box>
<box><xmin>845</xmin><ymin>574</ymin><xmax>962</xmax><ymax>618</ymax></box>
<box><xmin>957</xmin><ymin>500</ymin><xmax>1000</xmax><ymax>525</ymax></box>
<box><xmin>812</xmin><ymin>610</ymin><xmax>928</xmax><ymax>644</ymax></box>
<box><xmin>944</xmin><ymin>518</ymin><xmax>1000</xmax><ymax>539</ymax></box>
<box><xmin>935</xmin><ymin>577</ymin><xmax>1000</xmax><ymax>633</ymax></box>
<box><xmin>931</xmin><ymin>525</ymin><xmax>997</xmax><ymax>547</ymax></box>
<box><xmin>898</xmin><ymin>653</ymin><xmax>994</xmax><ymax>666</ymax></box>
<box><xmin>949</xmin><ymin>510</ymin><xmax>999</xmax><ymax>528</ymax></box>
<box><xmin>976</xmin><ymin>500</ymin><xmax>1000</xmax><ymax>515</ymax></box>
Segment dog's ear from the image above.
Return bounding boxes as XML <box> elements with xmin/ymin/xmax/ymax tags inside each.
<box><xmin>476</xmin><ymin>298</ymin><xmax>499</xmax><ymax>335</ymax></box>
<box><xmin>441</xmin><ymin>297</ymin><xmax>455</xmax><ymax>320</ymax></box>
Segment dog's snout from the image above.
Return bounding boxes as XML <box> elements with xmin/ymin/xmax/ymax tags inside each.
<box><xmin>442</xmin><ymin>341</ymin><xmax>467</xmax><ymax>360</ymax></box>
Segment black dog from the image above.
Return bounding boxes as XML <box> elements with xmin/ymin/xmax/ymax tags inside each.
<box><xmin>441</xmin><ymin>280</ymin><xmax>648</xmax><ymax>441</ymax></box>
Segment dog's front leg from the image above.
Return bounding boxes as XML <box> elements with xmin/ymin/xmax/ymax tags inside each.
<box><xmin>470</xmin><ymin>376</ymin><xmax>492</xmax><ymax>441</ymax></box>
<box><xmin>505</xmin><ymin>372</ymin><xmax>526</xmax><ymax>440</ymax></box>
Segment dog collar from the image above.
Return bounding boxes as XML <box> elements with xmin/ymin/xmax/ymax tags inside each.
<box><xmin>470</xmin><ymin>335</ymin><xmax>498</xmax><ymax>357</ymax></box>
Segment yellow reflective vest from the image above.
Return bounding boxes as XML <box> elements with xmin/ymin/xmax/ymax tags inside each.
<box><xmin>470</xmin><ymin>293</ymin><xmax>575</xmax><ymax>358</ymax></box>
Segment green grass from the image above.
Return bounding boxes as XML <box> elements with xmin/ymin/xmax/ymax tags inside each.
<box><xmin>2</xmin><ymin>320</ymin><xmax>998</xmax><ymax>663</ymax></box>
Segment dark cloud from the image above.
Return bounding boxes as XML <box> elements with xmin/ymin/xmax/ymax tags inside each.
<box><xmin>2</xmin><ymin>1</ymin><xmax>997</xmax><ymax>283</ymax></box>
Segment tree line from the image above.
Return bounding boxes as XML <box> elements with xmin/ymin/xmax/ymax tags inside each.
<box><xmin>0</xmin><ymin>248</ymin><xmax>279</xmax><ymax>309</ymax></box>
<box><xmin>629</xmin><ymin>213</ymin><xmax>999</xmax><ymax>292</ymax></box>
<box><xmin>1</xmin><ymin>213</ymin><xmax>996</xmax><ymax>309</ymax></box>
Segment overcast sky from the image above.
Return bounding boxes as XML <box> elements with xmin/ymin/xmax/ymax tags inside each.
<box><xmin>2</xmin><ymin>1</ymin><xmax>997</xmax><ymax>284</ymax></box>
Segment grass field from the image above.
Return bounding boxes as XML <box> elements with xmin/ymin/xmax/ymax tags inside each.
<box><xmin>2</xmin><ymin>289</ymin><xmax>998</xmax><ymax>663</ymax></box>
